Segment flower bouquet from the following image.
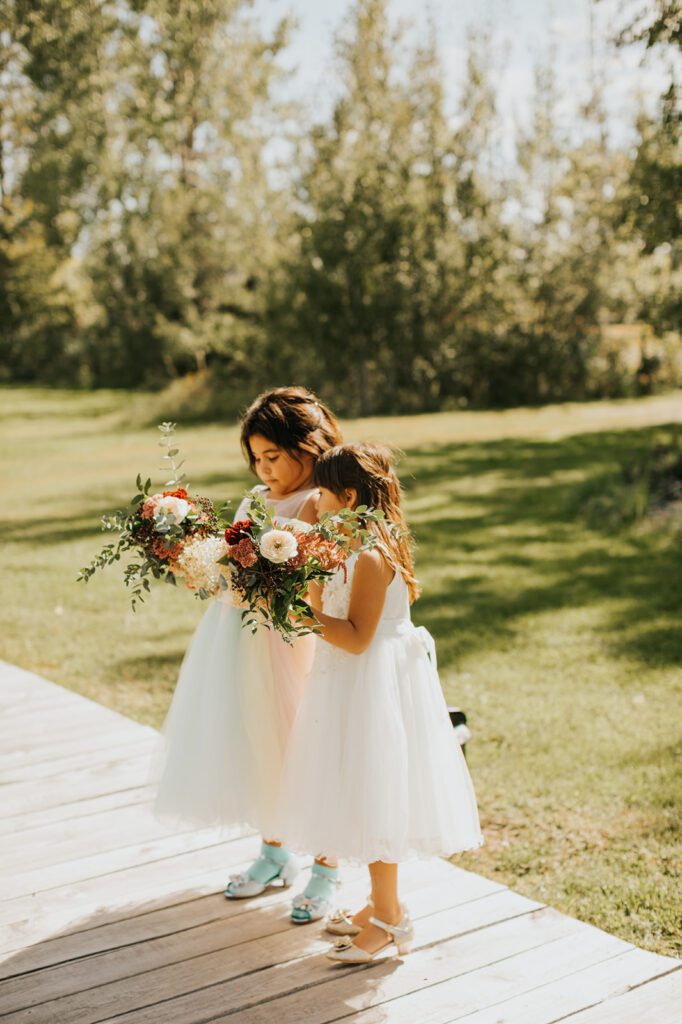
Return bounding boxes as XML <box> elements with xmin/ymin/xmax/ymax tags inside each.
<box><xmin>220</xmin><ymin>492</ymin><xmax>383</xmax><ymax>641</ymax></box>
<box><xmin>77</xmin><ymin>423</ymin><xmax>231</xmax><ymax>609</ymax></box>
<box><xmin>78</xmin><ymin>423</ymin><xmax>384</xmax><ymax>639</ymax></box>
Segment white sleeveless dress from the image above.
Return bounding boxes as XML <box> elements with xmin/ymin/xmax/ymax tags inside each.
<box><xmin>276</xmin><ymin>551</ymin><xmax>483</xmax><ymax>862</ymax></box>
<box><xmin>151</xmin><ymin>484</ymin><xmax>317</xmax><ymax>836</ymax></box>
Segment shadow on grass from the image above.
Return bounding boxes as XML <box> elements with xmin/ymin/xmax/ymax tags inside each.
<box><xmin>3</xmin><ymin>470</ymin><xmax>252</xmax><ymax>547</ymax></box>
<box><xmin>113</xmin><ymin>649</ymin><xmax>189</xmax><ymax>680</ymax></box>
<box><xmin>2</xmin><ymin>508</ymin><xmax>126</xmax><ymax>546</ymax></box>
<box><xmin>406</xmin><ymin>425</ymin><xmax>682</xmax><ymax>673</ymax></box>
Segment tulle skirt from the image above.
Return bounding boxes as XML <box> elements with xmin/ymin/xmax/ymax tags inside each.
<box><xmin>276</xmin><ymin>623</ymin><xmax>483</xmax><ymax>863</ymax></box>
<box><xmin>150</xmin><ymin>597</ymin><xmax>314</xmax><ymax>836</ymax></box>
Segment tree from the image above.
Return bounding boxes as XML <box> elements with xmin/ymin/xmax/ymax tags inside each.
<box><xmin>83</xmin><ymin>0</ymin><xmax>289</xmax><ymax>388</ymax></box>
<box><xmin>614</xmin><ymin>1</ymin><xmax>681</xmax><ymax>51</ymax></box>
<box><xmin>266</xmin><ymin>1</ymin><xmax>502</xmax><ymax>414</ymax></box>
<box><xmin>0</xmin><ymin>0</ymin><xmax>289</xmax><ymax>390</ymax></box>
<box><xmin>0</xmin><ymin>3</ymin><xmax>83</xmax><ymax>381</ymax></box>
<box><xmin>610</xmin><ymin>0</ymin><xmax>681</xmax><ymax>340</ymax></box>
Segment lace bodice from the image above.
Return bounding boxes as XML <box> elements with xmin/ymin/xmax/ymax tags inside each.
<box><xmin>321</xmin><ymin>547</ymin><xmax>411</xmax><ymax>626</ymax></box>
<box><xmin>322</xmin><ymin>553</ymin><xmax>359</xmax><ymax>619</ymax></box>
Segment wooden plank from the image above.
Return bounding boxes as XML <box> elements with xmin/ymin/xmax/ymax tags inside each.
<box><xmin>0</xmin><ymin>862</ymin><xmax>508</xmax><ymax>1013</ymax></box>
<box><xmin>0</xmin><ymin>703</ymin><xmax>145</xmax><ymax>753</ymax></box>
<box><xmin>0</xmin><ymin>856</ymin><xmax>322</xmax><ymax>975</ymax></box>
<box><xmin>0</xmin><ymin>694</ymin><xmax>149</xmax><ymax>735</ymax></box>
<box><xmin>0</xmin><ymin>664</ymin><xmax>135</xmax><ymax>731</ymax></box>
<box><xmin>0</xmin><ymin>886</ymin><xmax>540</xmax><ymax>1024</ymax></box>
<box><xmin>0</xmin><ymin>826</ymin><xmax>249</xmax><ymax>900</ymax></box>
<box><xmin>547</xmin><ymin>966</ymin><xmax>682</xmax><ymax>1024</ymax></box>
<box><xmin>0</xmin><ymin>708</ymin><xmax>140</xmax><ymax>753</ymax></box>
<box><xmin>447</xmin><ymin>950</ymin><xmax>680</xmax><ymax>1024</ymax></box>
<box><xmin>1</xmin><ymin>752</ymin><xmax>156</xmax><ymax>816</ymax></box>
<box><xmin>220</xmin><ymin>917</ymin><xmax>629</xmax><ymax>1024</ymax></box>
<box><xmin>0</xmin><ymin>861</ymin><xmax>494</xmax><ymax>972</ymax></box>
<box><xmin>0</xmin><ymin>729</ymin><xmax>155</xmax><ymax>774</ymax></box>
<box><xmin>0</xmin><ymin>834</ymin><xmax>260</xmax><ymax>953</ymax></box>
<box><xmin>0</xmin><ymin>669</ymin><xmax>139</xmax><ymax>729</ymax></box>
<box><xmin>86</xmin><ymin>908</ymin><xmax>616</xmax><ymax>1024</ymax></box>
<box><xmin>0</xmin><ymin>692</ymin><xmax>80</xmax><ymax>720</ymax></box>
<box><xmin>0</xmin><ymin>803</ymin><xmax>186</xmax><ymax>875</ymax></box>
<box><xmin>0</xmin><ymin>786</ymin><xmax>154</xmax><ymax>837</ymax></box>
<box><xmin>0</xmin><ymin>735</ymin><xmax>156</xmax><ymax>784</ymax></box>
<box><xmin>0</xmin><ymin>663</ymin><xmax>78</xmax><ymax>705</ymax></box>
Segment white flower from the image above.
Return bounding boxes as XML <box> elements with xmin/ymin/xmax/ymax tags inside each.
<box><xmin>154</xmin><ymin>496</ymin><xmax>191</xmax><ymax>525</ymax></box>
<box><xmin>176</xmin><ymin>535</ymin><xmax>228</xmax><ymax>593</ymax></box>
<box><xmin>276</xmin><ymin>516</ymin><xmax>312</xmax><ymax>533</ymax></box>
<box><xmin>259</xmin><ymin>529</ymin><xmax>298</xmax><ymax>563</ymax></box>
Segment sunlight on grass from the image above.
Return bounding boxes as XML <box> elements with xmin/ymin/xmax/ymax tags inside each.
<box><xmin>2</xmin><ymin>387</ymin><xmax>681</xmax><ymax>957</ymax></box>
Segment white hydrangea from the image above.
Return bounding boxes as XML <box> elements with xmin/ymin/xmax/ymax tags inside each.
<box><xmin>259</xmin><ymin>529</ymin><xmax>298</xmax><ymax>564</ymax></box>
<box><xmin>176</xmin><ymin>535</ymin><xmax>228</xmax><ymax>593</ymax></box>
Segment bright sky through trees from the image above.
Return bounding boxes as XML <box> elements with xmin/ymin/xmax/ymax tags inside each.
<box><xmin>253</xmin><ymin>0</ymin><xmax>674</xmax><ymax>153</ymax></box>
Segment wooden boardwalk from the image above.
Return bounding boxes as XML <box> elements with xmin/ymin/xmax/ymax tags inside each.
<box><xmin>0</xmin><ymin>661</ymin><xmax>679</xmax><ymax>1024</ymax></box>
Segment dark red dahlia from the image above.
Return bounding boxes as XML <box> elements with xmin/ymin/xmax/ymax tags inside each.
<box><xmin>224</xmin><ymin>519</ymin><xmax>254</xmax><ymax>545</ymax></box>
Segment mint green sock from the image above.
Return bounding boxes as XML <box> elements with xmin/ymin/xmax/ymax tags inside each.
<box><xmin>246</xmin><ymin>842</ymin><xmax>290</xmax><ymax>884</ymax></box>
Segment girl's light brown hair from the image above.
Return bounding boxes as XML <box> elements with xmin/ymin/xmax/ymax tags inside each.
<box><xmin>313</xmin><ymin>443</ymin><xmax>421</xmax><ymax>603</ymax></box>
<box><xmin>240</xmin><ymin>386</ymin><xmax>343</xmax><ymax>470</ymax></box>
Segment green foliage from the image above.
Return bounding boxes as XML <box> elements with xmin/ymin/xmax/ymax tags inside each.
<box><xmin>266</xmin><ymin>1</ymin><xmax>457</xmax><ymax>414</ymax></box>
<box><xmin>0</xmin><ymin>0</ymin><xmax>679</xmax><ymax>407</ymax></box>
<box><xmin>615</xmin><ymin>1</ymin><xmax>681</xmax><ymax>51</ymax></box>
<box><xmin>619</xmin><ymin>86</ymin><xmax>682</xmax><ymax>336</ymax></box>
<box><xmin>612</xmin><ymin>2</ymin><xmax>682</xmax><ymax>339</ymax></box>
<box><xmin>264</xmin><ymin>5</ymin><xmax>651</xmax><ymax>413</ymax></box>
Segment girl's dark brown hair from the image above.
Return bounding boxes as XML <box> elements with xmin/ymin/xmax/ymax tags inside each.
<box><xmin>313</xmin><ymin>443</ymin><xmax>421</xmax><ymax>603</ymax></box>
<box><xmin>240</xmin><ymin>386</ymin><xmax>343</xmax><ymax>470</ymax></box>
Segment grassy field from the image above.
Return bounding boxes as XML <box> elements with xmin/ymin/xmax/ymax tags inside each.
<box><xmin>1</xmin><ymin>387</ymin><xmax>681</xmax><ymax>957</ymax></box>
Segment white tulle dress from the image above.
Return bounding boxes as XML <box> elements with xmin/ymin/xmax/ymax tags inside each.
<box><xmin>276</xmin><ymin>550</ymin><xmax>483</xmax><ymax>863</ymax></box>
<box><xmin>151</xmin><ymin>484</ymin><xmax>317</xmax><ymax>836</ymax></box>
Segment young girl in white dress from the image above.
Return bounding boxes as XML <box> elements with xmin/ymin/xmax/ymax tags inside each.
<box><xmin>152</xmin><ymin>387</ymin><xmax>343</xmax><ymax>922</ymax></box>
<box><xmin>276</xmin><ymin>443</ymin><xmax>483</xmax><ymax>963</ymax></box>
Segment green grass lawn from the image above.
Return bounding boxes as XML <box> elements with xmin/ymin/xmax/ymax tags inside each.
<box><xmin>2</xmin><ymin>386</ymin><xmax>681</xmax><ymax>957</ymax></box>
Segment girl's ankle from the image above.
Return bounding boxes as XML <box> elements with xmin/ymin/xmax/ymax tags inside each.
<box><xmin>372</xmin><ymin>903</ymin><xmax>402</xmax><ymax>925</ymax></box>
<box><xmin>315</xmin><ymin>855</ymin><xmax>338</xmax><ymax>868</ymax></box>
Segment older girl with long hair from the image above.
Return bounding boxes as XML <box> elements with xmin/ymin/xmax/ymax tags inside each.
<box><xmin>153</xmin><ymin>386</ymin><xmax>343</xmax><ymax>922</ymax></box>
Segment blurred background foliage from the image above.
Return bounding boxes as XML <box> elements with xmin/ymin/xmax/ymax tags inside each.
<box><xmin>0</xmin><ymin>0</ymin><xmax>680</xmax><ymax>416</ymax></box>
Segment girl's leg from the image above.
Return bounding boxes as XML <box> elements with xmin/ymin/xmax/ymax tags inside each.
<box><xmin>225</xmin><ymin>836</ymin><xmax>300</xmax><ymax>899</ymax></box>
<box><xmin>352</xmin><ymin>862</ymin><xmax>402</xmax><ymax>954</ymax></box>
<box><xmin>290</xmin><ymin>852</ymin><xmax>340</xmax><ymax>923</ymax></box>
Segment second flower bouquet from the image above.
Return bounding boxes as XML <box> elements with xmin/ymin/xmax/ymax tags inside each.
<box><xmin>220</xmin><ymin>492</ymin><xmax>383</xmax><ymax>642</ymax></box>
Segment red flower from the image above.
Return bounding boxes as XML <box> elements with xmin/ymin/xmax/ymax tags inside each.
<box><xmin>225</xmin><ymin>519</ymin><xmax>253</xmax><ymax>545</ymax></box>
<box><xmin>163</xmin><ymin>488</ymin><xmax>189</xmax><ymax>499</ymax></box>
